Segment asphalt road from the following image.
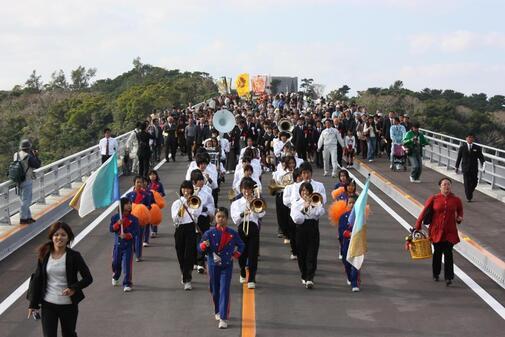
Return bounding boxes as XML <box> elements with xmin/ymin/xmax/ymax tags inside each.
<box><xmin>0</xmin><ymin>159</ymin><xmax>504</xmax><ymax>337</ymax></box>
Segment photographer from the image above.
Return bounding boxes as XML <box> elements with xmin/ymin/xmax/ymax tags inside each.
<box><xmin>402</xmin><ymin>122</ymin><xmax>429</xmax><ymax>183</ymax></box>
<box><xmin>14</xmin><ymin>139</ymin><xmax>41</xmax><ymax>224</ymax></box>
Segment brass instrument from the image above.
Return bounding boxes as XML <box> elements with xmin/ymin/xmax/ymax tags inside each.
<box><xmin>302</xmin><ymin>192</ymin><xmax>323</xmax><ymax>214</ymax></box>
<box><xmin>228</xmin><ymin>189</ymin><xmax>237</xmax><ymax>201</ymax></box>
<box><xmin>243</xmin><ymin>187</ymin><xmax>266</xmax><ymax>236</ymax></box>
<box><xmin>278</xmin><ymin>118</ymin><xmax>294</xmax><ymax>138</ymax></box>
<box><xmin>188</xmin><ymin>195</ymin><xmax>202</xmax><ymax>209</ymax></box>
<box><xmin>267</xmin><ymin>171</ymin><xmax>293</xmax><ymax>195</ymax></box>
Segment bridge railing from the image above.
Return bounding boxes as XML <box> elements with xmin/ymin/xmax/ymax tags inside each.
<box><xmin>421</xmin><ymin>128</ymin><xmax>505</xmax><ymax>190</ymax></box>
<box><xmin>0</xmin><ymin>132</ymin><xmax>132</xmax><ymax>225</ymax></box>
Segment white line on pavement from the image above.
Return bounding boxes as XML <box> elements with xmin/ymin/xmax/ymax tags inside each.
<box><xmin>0</xmin><ymin>160</ymin><xmax>166</xmax><ymax>317</ymax></box>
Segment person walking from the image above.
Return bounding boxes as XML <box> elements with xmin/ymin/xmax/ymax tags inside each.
<box><xmin>317</xmin><ymin>119</ymin><xmax>344</xmax><ymax>177</ymax></box>
<box><xmin>415</xmin><ymin>178</ymin><xmax>463</xmax><ymax>286</ymax></box>
<box><xmin>455</xmin><ymin>133</ymin><xmax>485</xmax><ymax>202</ymax></box>
<box><xmin>27</xmin><ymin>222</ymin><xmax>93</xmax><ymax>337</ymax></box>
<box><xmin>389</xmin><ymin>117</ymin><xmax>406</xmax><ymax>168</ymax></box>
<box><xmin>403</xmin><ymin>122</ymin><xmax>429</xmax><ymax>183</ymax></box>
<box><xmin>14</xmin><ymin>139</ymin><xmax>41</xmax><ymax>224</ymax></box>
<box><xmin>126</xmin><ymin>122</ymin><xmax>141</xmax><ymax>175</ymax></box>
<box><xmin>184</xmin><ymin>119</ymin><xmax>196</xmax><ymax>162</ymax></box>
<box><xmin>136</xmin><ymin>122</ymin><xmax>155</xmax><ymax>178</ymax></box>
<box><xmin>163</xmin><ymin>116</ymin><xmax>178</xmax><ymax>162</ymax></box>
<box><xmin>99</xmin><ymin>128</ymin><xmax>118</xmax><ymax>164</ymax></box>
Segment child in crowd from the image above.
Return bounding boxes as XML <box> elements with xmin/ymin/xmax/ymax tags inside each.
<box><xmin>147</xmin><ymin>170</ymin><xmax>165</xmax><ymax>238</ymax></box>
<box><xmin>344</xmin><ymin>130</ymin><xmax>356</xmax><ymax>168</ymax></box>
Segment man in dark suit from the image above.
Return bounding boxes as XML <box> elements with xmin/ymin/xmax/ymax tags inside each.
<box><xmin>163</xmin><ymin>116</ymin><xmax>178</xmax><ymax>162</ymax></box>
<box><xmin>291</xmin><ymin>117</ymin><xmax>308</xmax><ymax>160</ymax></box>
<box><xmin>382</xmin><ymin>111</ymin><xmax>395</xmax><ymax>157</ymax></box>
<box><xmin>455</xmin><ymin>133</ymin><xmax>485</xmax><ymax>202</ymax></box>
<box><xmin>195</xmin><ymin>117</ymin><xmax>210</xmax><ymax>151</ymax></box>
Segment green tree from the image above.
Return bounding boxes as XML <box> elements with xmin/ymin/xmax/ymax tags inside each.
<box><xmin>25</xmin><ymin>70</ymin><xmax>43</xmax><ymax>93</ymax></box>
<box><xmin>46</xmin><ymin>69</ymin><xmax>68</xmax><ymax>90</ymax></box>
<box><xmin>71</xmin><ymin>66</ymin><xmax>97</xmax><ymax>90</ymax></box>
<box><xmin>300</xmin><ymin>78</ymin><xmax>316</xmax><ymax>98</ymax></box>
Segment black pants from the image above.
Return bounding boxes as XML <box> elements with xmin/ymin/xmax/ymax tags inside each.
<box><xmin>165</xmin><ymin>137</ymin><xmax>177</xmax><ymax>161</ymax></box>
<box><xmin>296</xmin><ymin>220</ymin><xmax>320</xmax><ymax>281</ymax></box>
<box><xmin>337</xmin><ymin>144</ymin><xmax>343</xmax><ymax>167</ymax></box>
<box><xmin>138</xmin><ymin>153</ymin><xmax>151</xmax><ymax>178</ymax></box>
<box><xmin>316</xmin><ymin>150</ymin><xmax>324</xmax><ymax>168</ymax></box>
<box><xmin>174</xmin><ymin>223</ymin><xmax>197</xmax><ymax>283</ymax></box>
<box><xmin>433</xmin><ymin>241</ymin><xmax>454</xmax><ymax>280</ymax></box>
<box><xmin>196</xmin><ymin>215</ymin><xmax>211</xmax><ymax>267</ymax></box>
<box><xmin>101</xmin><ymin>155</ymin><xmax>111</xmax><ymax>164</ymax></box>
<box><xmin>288</xmin><ymin>217</ymin><xmax>297</xmax><ymax>256</ymax></box>
<box><xmin>41</xmin><ymin>300</ymin><xmax>78</xmax><ymax>337</ymax></box>
<box><xmin>238</xmin><ymin>222</ymin><xmax>259</xmax><ymax>282</ymax></box>
<box><xmin>463</xmin><ymin>171</ymin><xmax>478</xmax><ymax>201</ymax></box>
<box><xmin>212</xmin><ymin>188</ymin><xmax>219</xmax><ymax>208</ymax></box>
<box><xmin>186</xmin><ymin>137</ymin><xmax>194</xmax><ymax>161</ymax></box>
<box><xmin>275</xmin><ymin>193</ymin><xmax>289</xmax><ymax>236</ymax></box>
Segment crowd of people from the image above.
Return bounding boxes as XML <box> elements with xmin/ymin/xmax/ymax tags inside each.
<box><xmin>25</xmin><ymin>91</ymin><xmax>483</xmax><ymax>334</ymax></box>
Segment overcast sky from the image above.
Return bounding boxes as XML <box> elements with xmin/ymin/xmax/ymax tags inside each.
<box><xmin>1</xmin><ymin>0</ymin><xmax>504</xmax><ymax>96</ymax></box>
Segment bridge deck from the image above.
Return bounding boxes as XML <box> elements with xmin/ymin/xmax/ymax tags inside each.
<box><xmin>0</xmin><ymin>160</ymin><xmax>504</xmax><ymax>336</ymax></box>
<box><xmin>358</xmin><ymin>155</ymin><xmax>505</xmax><ymax>260</ymax></box>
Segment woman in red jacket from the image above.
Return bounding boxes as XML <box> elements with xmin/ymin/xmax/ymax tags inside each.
<box><xmin>415</xmin><ymin>178</ymin><xmax>463</xmax><ymax>286</ymax></box>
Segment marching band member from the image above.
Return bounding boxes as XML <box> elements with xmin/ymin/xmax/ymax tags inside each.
<box><xmin>273</xmin><ymin>156</ymin><xmax>296</xmax><ymax>242</ymax></box>
<box><xmin>275</xmin><ymin>143</ymin><xmax>304</xmax><ymax>171</ymax></box>
<box><xmin>289</xmin><ymin>162</ymin><xmax>327</xmax><ymax>206</ymax></box>
<box><xmin>190</xmin><ymin>169</ymin><xmax>216</xmax><ymax>274</ymax></box>
<box><xmin>110</xmin><ymin>197</ymin><xmax>139</xmax><ymax>292</ymax></box>
<box><xmin>232</xmin><ymin>164</ymin><xmax>262</xmax><ymax>195</ymax></box>
<box><xmin>239</xmin><ymin>137</ymin><xmax>259</xmax><ymax>160</ymax></box>
<box><xmin>147</xmin><ymin>170</ymin><xmax>165</xmax><ymax>238</ymax></box>
<box><xmin>282</xmin><ymin>167</ymin><xmax>302</xmax><ymax>260</ymax></box>
<box><xmin>290</xmin><ymin>182</ymin><xmax>325</xmax><ymax>289</ymax></box>
<box><xmin>230</xmin><ymin>177</ymin><xmax>265</xmax><ymax>289</ymax></box>
<box><xmin>199</xmin><ymin>207</ymin><xmax>244</xmax><ymax>329</ymax></box>
<box><xmin>171</xmin><ymin>180</ymin><xmax>203</xmax><ymax>290</ymax></box>
<box><xmin>341</xmin><ymin>196</ymin><xmax>361</xmax><ymax>292</ymax></box>
<box><xmin>141</xmin><ymin>178</ymin><xmax>156</xmax><ymax>247</ymax></box>
<box><xmin>273</xmin><ymin>131</ymin><xmax>290</xmax><ymax>159</ymax></box>
<box><xmin>125</xmin><ymin>176</ymin><xmax>153</xmax><ymax>262</ymax></box>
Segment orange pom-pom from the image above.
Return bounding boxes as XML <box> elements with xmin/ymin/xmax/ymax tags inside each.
<box><xmin>132</xmin><ymin>203</ymin><xmax>151</xmax><ymax>226</ymax></box>
<box><xmin>149</xmin><ymin>203</ymin><xmax>163</xmax><ymax>225</ymax></box>
<box><xmin>152</xmin><ymin>190</ymin><xmax>165</xmax><ymax>209</ymax></box>
<box><xmin>328</xmin><ymin>200</ymin><xmax>348</xmax><ymax>224</ymax></box>
<box><xmin>331</xmin><ymin>187</ymin><xmax>346</xmax><ymax>200</ymax></box>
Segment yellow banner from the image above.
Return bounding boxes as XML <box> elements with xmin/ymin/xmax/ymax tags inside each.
<box><xmin>235</xmin><ymin>73</ymin><xmax>250</xmax><ymax>97</ymax></box>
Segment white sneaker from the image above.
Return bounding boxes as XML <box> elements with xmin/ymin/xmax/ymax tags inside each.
<box><xmin>143</xmin><ymin>242</ymin><xmax>149</xmax><ymax>247</ymax></box>
<box><xmin>305</xmin><ymin>280</ymin><xmax>314</xmax><ymax>289</ymax></box>
<box><xmin>197</xmin><ymin>266</ymin><xmax>205</xmax><ymax>274</ymax></box>
<box><xmin>283</xmin><ymin>238</ymin><xmax>290</xmax><ymax>244</ymax></box>
<box><xmin>215</xmin><ymin>313</ymin><xmax>220</xmax><ymax>321</ymax></box>
<box><xmin>290</xmin><ymin>254</ymin><xmax>297</xmax><ymax>260</ymax></box>
<box><xmin>112</xmin><ymin>278</ymin><xmax>120</xmax><ymax>286</ymax></box>
<box><xmin>352</xmin><ymin>287</ymin><xmax>360</xmax><ymax>292</ymax></box>
<box><xmin>218</xmin><ymin>319</ymin><xmax>228</xmax><ymax>329</ymax></box>
<box><xmin>123</xmin><ymin>286</ymin><xmax>132</xmax><ymax>292</ymax></box>
<box><xmin>135</xmin><ymin>257</ymin><xmax>141</xmax><ymax>262</ymax></box>
<box><xmin>409</xmin><ymin>176</ymin><xmax>415</xmax><ymax>182</ymax></box>
<box><xmin>247</xmin><ymin>282</ymin><xmax>256</xmax><ymax>289</ymax></box>
<box><xmin>301</xmin><ymin>279</ymin><xmax>306</xmax><ymax>285</ymax></box>
<box><xmin>323</xmin><ymin>172</ymin><xmax>329</xmax><ymax>176</ymax></box>
<box><xmin>338</xmin><ymin>253</ymin><xmax>343</xmax><ymax>260</ymax></box>
<box><xmin>414</xmin><ymin>179</ymin><xmax>422</xmax><ymax>183</ymax></box>
<box><xmin>346</xmin><ymin>280</ymin><xmax>351</xmax><ymax>286</ymax></box>
<box><xmin>368</xmin><ymin>159</ymin><xmax>374</xmax><ymax>162</ymax></box>
<box><xmin>239</xmin><ymin>276</ymin><xmax>247</xmax><ymax>284</ymax></box>
<box><xmin>184</xmin><ymin>282</ymin><xmax>192</xmax><ymax>291</ymax></box>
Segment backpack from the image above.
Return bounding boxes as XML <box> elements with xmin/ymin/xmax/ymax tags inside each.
<box><xmin>8</xmin><ymin>152</ymin><xmax>29</xmax><ymax>184</ymax></box>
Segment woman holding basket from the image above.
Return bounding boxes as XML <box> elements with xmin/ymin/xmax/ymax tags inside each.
<box><xmin>414</xmin><ymin>178</ymin><xmax>463</xmax><ymax>286</ymax></box>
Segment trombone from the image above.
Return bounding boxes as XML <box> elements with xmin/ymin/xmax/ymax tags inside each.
<box><xmin>243</xmin><ymin>186</ymin><xmax>267</xmax><ymax>236</ymax></box>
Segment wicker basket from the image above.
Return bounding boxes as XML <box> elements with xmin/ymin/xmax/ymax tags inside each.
<box><xmin>409</xmin><ymin>237</ymin><xmax>433</xmax><ymax>260</ymax></box>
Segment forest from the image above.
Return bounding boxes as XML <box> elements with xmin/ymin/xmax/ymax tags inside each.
<box><xmin>0</xmin><ymin>58</ymin><xmax>218</xmax><ymax>175</ymax></box>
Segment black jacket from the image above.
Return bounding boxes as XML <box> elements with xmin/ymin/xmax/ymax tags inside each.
<box><xmin>455</xmin><ymin>143</ymin><xmax>485</xmax><ymax>174</ymax></box>
<box><xmin>27</xmin><ymin>248</ymin><xmax>93</xmax><ymax>309</ymax></box>
<box><xmin>291</xmin><ymin>125</ymin><xmax>308</xmax><ymax>152</ymax></box>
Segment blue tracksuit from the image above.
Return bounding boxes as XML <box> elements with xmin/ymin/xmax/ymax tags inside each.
<box><xmin>338</xmin><ymin>210</ymin><xmax>351</xmax><ymax>256</ymax></box>
<box><xmin>341</xmin><ymin>223</ymin><xmax>360</xmax><ymax>288</ymax></box>
<box><xmin>199</xmin><ymin>226</ymin><xmax>244</xmax><ymax>320</ymax></box>
<box><xmin>110</xmin><ymin>213</ymin><xmax>140</xmax><ymax>287</ymax></box>
<box><xmin>148</xmin><ymin>181</ymin><xmax>165</xmax><ymax>235</ymax></box>
<box><xmin>125</xmin><ymin>189</ymin><xmax>153</xmax><ymax>258</ymax></box>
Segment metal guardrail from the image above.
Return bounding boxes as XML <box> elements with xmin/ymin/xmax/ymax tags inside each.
<box><xmin>421</xmin><ymin>128</ymin><xmax>505</xmax><ymax>190</ymax></box>
<box><xmin>0</xmin><ymin>132</ymin><xmax>132</xmax><ymax>225</ymax></box>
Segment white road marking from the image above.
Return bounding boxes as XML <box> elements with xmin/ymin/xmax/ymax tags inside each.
<box><xmin>0</xmin><ymin>160</ymin><xmax>166</xmax><ymax>316</ymax></box>
<box><xmin>349</xmin><ymin>171</ymin><xmax>505</xmax><ymax>320</ymax></box>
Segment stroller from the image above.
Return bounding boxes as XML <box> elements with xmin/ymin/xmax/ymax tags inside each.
<box><xmin>391</xmin><ymin>144</ymin><xmax>407</xmax><ymax>171</ymax></box>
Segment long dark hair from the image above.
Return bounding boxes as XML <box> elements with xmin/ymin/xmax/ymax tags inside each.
<box><xmin>37</xmin><ymin>222</ymin><xmax>75</xmax><ymax>261</ymax></box>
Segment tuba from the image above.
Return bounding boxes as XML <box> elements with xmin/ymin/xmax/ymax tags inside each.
<box><xmin>212</xmin><ymin>109</ymin><xmax>236</xmax><ymax>134</ymax></box>
<box><xmin>278</xmin><ymin>118</ymin><xmax>294</xmax><ymax>136</ymax></box>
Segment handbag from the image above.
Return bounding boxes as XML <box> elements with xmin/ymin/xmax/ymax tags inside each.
<box><xmin>422</xmin><ymin>196</ymin><xmax>435</xmax><ymax>225</ymax></box>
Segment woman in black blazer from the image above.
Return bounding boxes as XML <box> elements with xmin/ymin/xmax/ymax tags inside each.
<box><xmin>27</xmin><ymin>222</ymin><xmax>93</xmax><ymax>337</ymax></box>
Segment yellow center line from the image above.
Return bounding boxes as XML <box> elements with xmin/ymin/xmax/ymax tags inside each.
<box><xmin>241</xmin><ymin>270</ymin><xmax>256</xmax><ymax>337</ymax></box>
